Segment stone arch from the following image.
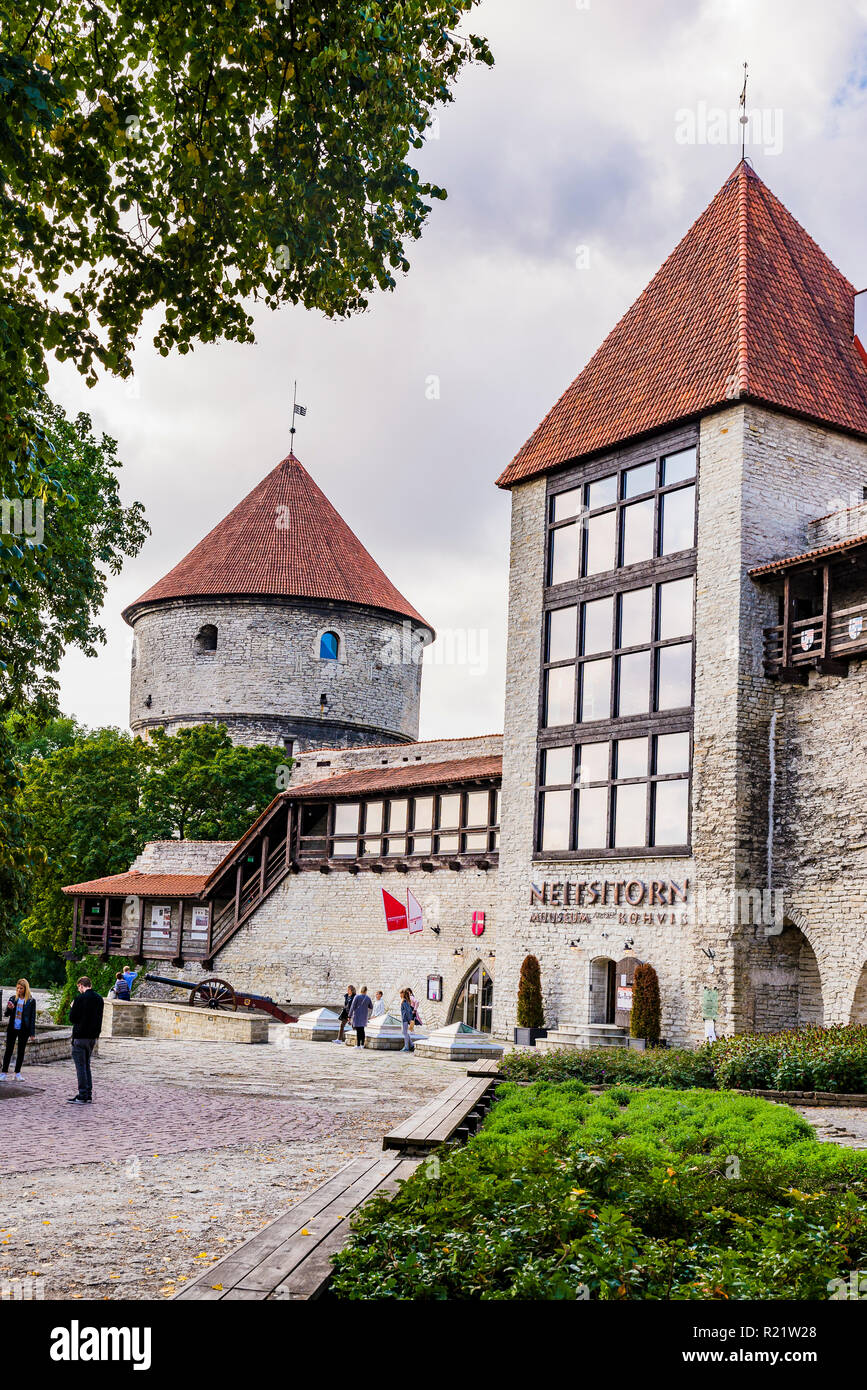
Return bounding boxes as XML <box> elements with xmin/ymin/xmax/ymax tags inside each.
<box><xmin>849</xmin><ymin>964</ymin><xmax>867</xmax><ymax>1024</ymax></box>
<box><xmin>737</xmin><ymin>920</ymin><xmax>824</xmax><ymax>1033</ymax></box>
<box><xmin>194</xmin><ymin>623</ymin><xmax>218</xmax><ymax>653</ymax></box>
<box><xmin>589</xmin><ymin>956</ymin><xmax>616</xmax><ymax>1024</ymax></box>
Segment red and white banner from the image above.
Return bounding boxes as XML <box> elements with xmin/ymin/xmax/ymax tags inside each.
<box><xmin>407</xmin><ymin>889</ymin><xmax>424</xmax><ymax>934</ymax></box>
<box><xmin>382</xmin><ymin>888</ymin><xmax>408</xmax><ymax>932</ymax></box>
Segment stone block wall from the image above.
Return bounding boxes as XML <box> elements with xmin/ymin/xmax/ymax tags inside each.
<box><xmin>131</xmin><ymin>841</ymin><xmax>237</xmax><ymax>874</ymax></box>
<box><xmin>290</xmin><ymin>733</ymin><xmax>503</xmax><ymax>788</ymax></box>
<box><xmin>129</xmin><ymin>596</ymin><xmax>428</xmax><ymax>750</ymax></box>
<box><xmin>213</xmin><ymin>863</ymin><xmax>498</xmax><ymax>1030</ymax></box>
<box><xmin>807</xmin><ymin>499</ymin><xmax>867</xmax><ymax>547</ymax></box>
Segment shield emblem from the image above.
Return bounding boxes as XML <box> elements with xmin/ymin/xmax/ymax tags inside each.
<box><xmin>800</xmin><ymin>629</ymin><xmax>815</xmax><ymax>652</ymax></box>
<box><xmin>849</xmin><ymin>616</ymin><xmax>864</xmax><ymax>641</ymax></box>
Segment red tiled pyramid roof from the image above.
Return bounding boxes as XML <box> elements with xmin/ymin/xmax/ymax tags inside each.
<box><xmin>123</xmin><ymin>453</ymin><xmax>430</xmax><ymax>628</ymax></box>
<box><xmin>281</xmin><ymin>754</ymin><xmax>503</xmax><ymax>800</ymax></box>
<box><xmin>497</xmin><ymin>162</ymin><xmax>867</xmax><ymax>488</ymax></box>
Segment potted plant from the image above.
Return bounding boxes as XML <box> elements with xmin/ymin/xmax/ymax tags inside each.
<box><xmin>514</xmin><ymin>954</ymin><xmax>547</xmax><ymax>1045</ymax></box>
<box><xmin>629</xmin><ymin>962</ymin><xmax>661</xmax><ymax>1049</ymax></box>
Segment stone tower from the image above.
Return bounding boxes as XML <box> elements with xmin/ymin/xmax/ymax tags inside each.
<box><xmin>123</xmin><ymin>452</ymin><xmax>433</xmax><ymax>751</ymax></box>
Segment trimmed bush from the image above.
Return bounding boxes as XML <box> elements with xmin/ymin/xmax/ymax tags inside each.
<box><xmin>499</xmin><ymin>1025</ymin><xmax>867</xmax><ymax>1094</ymax></box>
<box><xmin>516</xmin><ymin>954</ymin><xmax>544</xmax><ymax>1030</ymax></box>
<box><xmin>630</xmin><ymin>962</ymin><xmax>661</xmax><ymax>1042</ymax></box>
<box><xmin>332</xmin><ymin>1082</ymin><xmax>867</xmax><ymax>1300</ymax></box>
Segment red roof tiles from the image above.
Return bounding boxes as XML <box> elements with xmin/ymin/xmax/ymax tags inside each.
<box><xmin>123</xmin><ymin>453</ymin><xmax>430</xmax><ymax>628</ymax></box>
<box><xmin>749</xmin><ymin>532</ymin><xmax>867</xmax><ymax>578</ymax></box>
<box><xmin>62</xmin><ymin>872</ymin><xmax>210</xmax><ymax>897</ymax></box>
<box><xmin>498</xmin><ymin>162</ymin><xmax>867</xmax><ymax>488</ymax></box>
<box><xmin>283</xmin><ymin>754</ymin><xmax>503</xmax><ymax>800</ymax></box>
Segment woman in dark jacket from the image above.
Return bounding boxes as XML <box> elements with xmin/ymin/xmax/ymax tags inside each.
<box><xmin>1</xmin><ymin>979</ymin><xmax>36</xmax><ymax>1080</ymax></box>
<box><xmin>399</xmin><ymin>989</ymin><xmax>415</xmax><ymax>1054</ymax></box>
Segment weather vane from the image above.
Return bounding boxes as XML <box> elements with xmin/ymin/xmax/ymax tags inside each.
<box><xmin>289</xmin><ymin>379</ymin><xmax>307</xmax><ymax>452</ymax></box>
<box><xmin>739</xmin><ymin>60</ymin><xmax>749</xmax><ymax>160</ymax></box>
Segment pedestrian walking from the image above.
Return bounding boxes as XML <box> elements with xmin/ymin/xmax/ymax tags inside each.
<box><xmin>67</xmin><ymin>976</ymin><xmax>104</xmax><ymax>1105</ymax></box>
<box><xmin>371</xmin><ymin>990</ymin><xmax>386</xmax><ymax>1019</ymax></box>
<box><xmin>399</xmin><ymin>989</ymin><xmax>415</xmax><ymax>1054</ymax></box>
<box><xmin>348</xmin><ymin>986</ymin><xmax>374</xmax><ymax>1048</ymax></box>
<box><xmin>0</xmin><ymin>980</ymin><xmax>36</xmax><ymax>1082</ymax></box>
<box><xmin>408</xmin><ymin>988</ymin><xmax>423</xmax><ymax>1028</ymax></box>
<box><xmin>335</xmin><ymin>985</ymin><xmax>356</xmax><ymax>1044</ymax></box>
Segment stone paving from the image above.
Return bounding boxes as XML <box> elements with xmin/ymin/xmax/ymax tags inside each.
<box><xmin>0</xmin><ymin>1030</ymin><xmax>460</xmax><ymax>1300</ymax></box>
<box><xmin>794</xmin><ymin>1105</ymin><xmax>867</xmax><ymax>1148</ymax></box>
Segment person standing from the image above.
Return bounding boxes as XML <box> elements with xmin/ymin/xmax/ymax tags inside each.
<box><xmin>67</xmin><ymin>976</ymin><xmax>104</xmax><ymax>1105</ymax></box>
<box><xmin>121</xmin><ymin>963</ymin><xmax>138</xmax><ymax>994</ymax></box>
<box><xmin>0</xmin><ymin>980</ymin><xmax>36</xmax><ymax>1082</ymax></box>
<box><xmin>399</xmin><ymin>989</ymin><xmax>415</xmax><ymax>1054</ymax></box>
<box><xmin>335</xmin><ymin>985</ymin><xmax>356</xmax><ymax>1044</ymax></box>
<box><xmin>349</xmin><ymin>986</ymin><xmax>374</xmax><ymax>1049</ymax></box>
<box><xmin>371</xmin><ymin>990</ymin><xmax>386</xmax><ymax>1019</ymax></box>
<box><xmin>108</xmin><ymin>972</ymin><xmax>131</xmax><ymax>1001</ymax></box>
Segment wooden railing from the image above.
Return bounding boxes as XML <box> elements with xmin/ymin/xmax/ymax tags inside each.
<box><xmin>209</xmin><ymin>835</ymin><xmax>290</xmax><ymax>955</ymax></box>
<box><xmin>764</xmin><ymin>600</ymin><xmax>867</xmax><ymax>675</ymax></box>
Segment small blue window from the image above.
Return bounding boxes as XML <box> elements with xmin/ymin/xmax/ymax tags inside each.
<box><xmin>319</xmin><ymin>631</ymin><xmax>340</xmax><ymax>661</ymax></box>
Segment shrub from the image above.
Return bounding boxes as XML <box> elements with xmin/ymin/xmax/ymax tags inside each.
<box><xmin>630</xmin><ymin>962</ymin><xmax>661</xmax><ymax>1042</ymax></box>
<box><xmin>332</xmin><ymin>1083</ymin><xmax>867</xmax><ymax>1300</ymax></box>
<box><xmin>499</xmin><ymin>1045</ymin><xmax>716</xmax><ymax>1089</ymax></box>
<box><xmin>516</xmin><ymin>954</ymin><xmax>544</xmax><ymax>1030</ymax></box>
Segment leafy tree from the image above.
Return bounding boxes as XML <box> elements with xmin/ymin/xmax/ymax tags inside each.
<box><xmin>516</xmin><ymin>953</ymin><xmax>544</xmax><ymax>1030</ymax></box>
<box><xmin>0</xmin><ymin>931</ymin><xmax>65</xmax><ymax>988</ymax></box>
<box><xmin>15</xmin><ymin>720</ymin><xmax>288</xmax><ymax>952</ymax></box>
<box><xmin>1</xmin><ymin>2</ymin><xmax>492</xmax><ymax>695</ymax></box>
<box><xmin>630</xmin><ymin>962</ymin><xmax>661</xmax><ymax>1044</ymax></box>
<box><xmin>139</xmin><ymin>724</ymin><xmax>286</xmax><ymax>840</ymax></box>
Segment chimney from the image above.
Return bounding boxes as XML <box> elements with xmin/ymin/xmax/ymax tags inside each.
<box><xmin>856</xmin><ymin>288</ymin><xmax>867</xmax><ymax>367</ymax></box>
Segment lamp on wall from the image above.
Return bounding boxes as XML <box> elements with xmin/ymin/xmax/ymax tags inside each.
<box><xmin>429</xmin><ymin>925</ymin><xmax>441</xmax><ymax>936</ymax></box>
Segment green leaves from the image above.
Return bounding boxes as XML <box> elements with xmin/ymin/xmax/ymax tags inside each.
<box><xmin>11</xmin><ymin>719</ymin><xmax>288</xmax><ymax>952</ymax></box>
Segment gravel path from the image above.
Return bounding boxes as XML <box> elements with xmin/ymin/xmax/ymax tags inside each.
<box><xmin>0</xmin><ymin>1030</ymin><xmax>459</xmax><ymax>1300</ymax></box>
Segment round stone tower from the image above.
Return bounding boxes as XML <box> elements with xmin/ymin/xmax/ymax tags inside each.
<box><xmin>122</xmin><ymin>452</ymin><xmax>433</xmax><ymax>752</ymax></box>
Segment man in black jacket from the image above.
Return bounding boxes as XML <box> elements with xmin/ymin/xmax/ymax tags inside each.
<box><xmin>67</xmin><ymin>976</ymin><xmax>104</xmax><ymax>1105</ymax></box>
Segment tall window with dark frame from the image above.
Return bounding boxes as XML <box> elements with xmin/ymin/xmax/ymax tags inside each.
<box><xmin>538</xmin><ymin>439</ymin><xmax>697</xmax><ymax>856</ymax></box>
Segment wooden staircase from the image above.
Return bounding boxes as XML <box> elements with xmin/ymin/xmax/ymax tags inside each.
<box><xmin>208</xmin><ymin>835</ymin><xmax>292</xmax><ymax>956</ymax></box>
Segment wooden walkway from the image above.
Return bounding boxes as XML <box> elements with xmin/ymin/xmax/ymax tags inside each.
<box><xmin>177</xmin><ymin>1069</ymin><xmax>499</xmax><ymax>1301</ymax></box>
<box><xmin>382</xmin><ymin>1076</ymin><xmax>495</xmax><ymax>1153</ymax></box>
<box><xmin>175</xmin><ymin>1152</ymin><xmax>418</xmax><ymax>1301</ymax></box>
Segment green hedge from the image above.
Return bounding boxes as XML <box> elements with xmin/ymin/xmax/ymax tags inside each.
<box><xmin>332</xmin><ymin>1082</ymin><xmax>867</xmax><ymax>1300</ymax></box>
<box><xmin>499</xmin><ymin>1025</ymin><xmax>867</xmax><ymax>1094</ymax></box>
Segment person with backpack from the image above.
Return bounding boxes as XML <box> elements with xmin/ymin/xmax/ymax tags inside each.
<box><xmin>0</xmin><ymin>980</ymin><xmax>36</xmax><ymax>1082</ymax></box>
<box><xmin>108</xmin><ymin>972</ymin><xmax>131</xmax><ymax>1001</ymax></box>
<box><xmin>348</xmin><ymin>986</ymin><xmax>374</xmax><ymax>1049</ymax></box>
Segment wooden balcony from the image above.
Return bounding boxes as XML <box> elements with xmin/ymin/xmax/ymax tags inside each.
<box><xmin>763</xmin><ymin>599</ymin><xmax>867</xmax><ymax>679</ymax></box>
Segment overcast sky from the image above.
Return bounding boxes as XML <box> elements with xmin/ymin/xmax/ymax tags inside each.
<box><xmin>50</xmin><ymin>0</ymin><xmax>867</xmax><ymax>741</ymax></box>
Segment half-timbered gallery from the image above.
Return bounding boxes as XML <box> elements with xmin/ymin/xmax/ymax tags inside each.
<box><xmin>64</xmin><ymin>161</ymin><xmax>867</xmax><ymax>1045</ymax></box>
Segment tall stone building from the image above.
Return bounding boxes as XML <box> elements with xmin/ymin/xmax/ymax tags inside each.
<box><xmin>69</xmin><ymin>161</ymin><xmax>867</xmax><ymax>1046</ymax></box>
<box><xmin>123</xmin><ymin>452</ymin><xmax>433</xmax><ymax>752</ymax></box>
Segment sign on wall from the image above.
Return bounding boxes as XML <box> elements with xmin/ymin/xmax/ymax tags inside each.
<box><xmin>190</xmin><ymin>905</ymin><xmax>210</xmax><ymax>942</ymax></box>
<box><xmin>471</xmin><ymin>911</ymin><xmax>485</xmax><ymax>937</ymax></box>
<box><xmin>382</xmin><ymin>889</ymin><xmax>408</xmax><ymax>932</ymax></box>
<box><xmin>149</xmin><ymin>904</ymin><xmax>171</xmax><ymax>938</ymax></box>
<box><xmin>427</xmin><ymin>975</ymin><xmax>443</xmax><ymax>1002</ymax></box>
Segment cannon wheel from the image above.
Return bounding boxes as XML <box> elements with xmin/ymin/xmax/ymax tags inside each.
<box><xmin>190</xmin><ymin>977</ymin><xmax>237</xmax><ymax>1011</ymax></box>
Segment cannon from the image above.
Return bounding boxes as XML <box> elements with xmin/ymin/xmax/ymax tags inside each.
<box><xmin>144</xmin><ymin>973</ymin><xmax>297</xmax><ymax>1024</ymax></box>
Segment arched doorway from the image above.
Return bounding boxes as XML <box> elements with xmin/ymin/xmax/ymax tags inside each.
<box><xmin>850</xmin><ymin>964</ymin><xmax>867</xmax><ymax>1024</ymax></box>
<box><xmin>449</xmin><ymin>960</ymin><xmax>493</xmax><ymax>1033</ymax></box>
<box><xmin>589</xmin><ymin>957</ymin><xmax>616</xmax><ymax>1024</ymax></box>
<box><xmin>737</xmin><ymin>922</ymin><xmax>823</xmax><ymax>1032</ymax></box>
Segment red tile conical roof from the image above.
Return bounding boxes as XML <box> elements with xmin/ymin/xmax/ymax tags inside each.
<box><xmin>497</xmin><ymin>162</ymin><xmax>867</xmax><ymax>488</ymax></box>
<box><xmin>123</xmin><ymin>453</ymin><xmax>431</xmax><ymax>628</ymax></box>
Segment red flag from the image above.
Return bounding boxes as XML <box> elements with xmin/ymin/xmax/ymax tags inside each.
<box><xmin>382</xmin><ymin>888</ymin><xmax>408</xmax><ymax>932</ymax></box>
